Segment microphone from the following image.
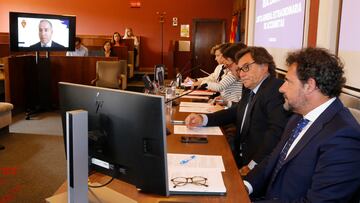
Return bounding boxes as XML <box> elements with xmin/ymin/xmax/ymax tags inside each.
<box><xmin>170</xmin><ymin>64</ymin><xmax>202</xmax><ymax>87</ymax></box>
<box><xmin>199</xmin><ymin>68</ymin><xmax>211</xmax><ymax>76</ymax></box>
<box><xmin>165</xmin><ymin>83</ymin><xmax>208</xmax><ymax>104</ymax></box>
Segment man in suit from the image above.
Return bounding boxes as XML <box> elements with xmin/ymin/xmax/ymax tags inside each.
<box><xmin>244</xmin><ymin>47</ymin><xmax>360</xmax><ymax>202</ymax></box>
<box><xmin>30</xmin><ymin>19</ymin><xmax>65</xmax><ymax>48</ymax></box>
<box><xmin>185</xmin><ymin>46</ymin><xmax>290</xmax><ymax>175</ymax></box>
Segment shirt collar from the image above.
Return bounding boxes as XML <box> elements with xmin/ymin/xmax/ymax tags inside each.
<box><xmin>252</xmin><ymin>74</ymin><xmax>269</xmax><ymax>94</ymax></box>
<box><xmin>304</xmin><ymin>97</ymin><xmax>336</xmax><ymax>122</ymax></box>
<box><xmin>41</xmin><ymin>40</ymin><xmax>52</xmax><ymax>47</ymax></box>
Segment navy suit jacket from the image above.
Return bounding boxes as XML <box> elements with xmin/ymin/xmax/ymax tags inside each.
<box><xmin>206</xmin><ymin>76</ymin><xmax>291</xmax><ymax>166</ymax></box>
<box><xmin>245</xmin><ymin>98</ymin><xmax>360</xmax><ymax>202</ymax></box>
<box><xmin>30</xmin><ymin>41</ymin><xmax>65</xmax><ymax>49</ymax></box>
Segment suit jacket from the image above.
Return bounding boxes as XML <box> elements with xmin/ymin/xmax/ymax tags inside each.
<box><xmin>30</xmin><ymin>41</ymin><xmax>65</xmax><ymax>49</ymax></box>
<box><xmin>207</xmin><ymin>76</ymin><xmax>291</xmax><ymax>166</ymax></box>
<box><xmin>245</xmin><ymin>98</ymin><xmax>360</xmax><ymax>202</ymax></box>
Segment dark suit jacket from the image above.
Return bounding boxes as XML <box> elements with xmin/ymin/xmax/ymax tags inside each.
<box><xmin>245</xmin><ymin>98</ymin><xmax>360</xmax><ymax>202</ymax></box>
<box><xmin>29</xmin><ymin>41</ymin><xmax>65</xmax><ymax>49</ymax></box>
<box><xmin>206</xmin><ymin>76</ymin><xmax>290</xmax><ymax>166</ymax></box>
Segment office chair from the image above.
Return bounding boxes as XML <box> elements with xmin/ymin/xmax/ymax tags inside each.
<box><xmin>154</xmin><ymin>64</ymin><xmax>165</xmax><ymax>87</ymax></box>
<box><xmin>91</xmin><ymin>60</ymin><xmax>127</xmax><ymax>90</ymax></box>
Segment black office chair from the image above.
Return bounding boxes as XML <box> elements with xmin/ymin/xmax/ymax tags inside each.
<box><xmin>154</xmin><ymin>64</ymin><xmax>165</xmax><ymax>87</ymax></box>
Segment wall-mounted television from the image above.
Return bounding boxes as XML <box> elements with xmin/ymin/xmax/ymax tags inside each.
<box><xmin>9</xmin><ymin>12</ymin><xmax>76</xmax><ymax>52</ymax></box>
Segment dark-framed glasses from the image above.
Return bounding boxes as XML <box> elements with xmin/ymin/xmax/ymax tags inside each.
<box><xmin>170</xmin><ymin>176</ymin><xmax>208</xmax><ymax>188</ymax></box>
<box><xmin>236</xmin><ymin>61</ymin><xmax>256</xmax><ymax>73</ymax></box>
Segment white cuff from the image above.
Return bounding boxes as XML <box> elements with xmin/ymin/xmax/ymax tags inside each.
<box><xmin>200</xmin><ymin>114</ymin><xmax>208</xmax><ymax>126</ymax></box>
<box><xmin>247</xmin><ymin>160</ymin><xmax>258</xmax><ymax>170</ymax></box>
<box><xmin>243</xmin><ymin>180</ymin><xmax>253</xmax><ymax>195</ymax></box>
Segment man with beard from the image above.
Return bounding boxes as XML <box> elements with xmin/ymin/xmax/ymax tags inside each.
<box><xmin>244</xmin><ymin>47</ymin><xmax>360</xmax><ymax>202</ymax></box>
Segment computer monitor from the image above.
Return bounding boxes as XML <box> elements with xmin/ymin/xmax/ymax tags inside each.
<box><xmin>59</xmin><ymin>82</ymin><xmax>169</xmax><ymax>196</ymax></box>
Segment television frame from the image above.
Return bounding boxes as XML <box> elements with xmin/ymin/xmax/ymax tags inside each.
<box><xmin>9</xmin><ymin>11</ymin><xmax>76</xmax><ymax>52</ymax></box>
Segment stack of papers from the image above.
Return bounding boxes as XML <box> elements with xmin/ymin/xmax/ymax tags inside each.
<box><xmin>167</xmin><ymin>153</ymin><xmax>226</xmax><ymax>195</ymax></box>
<box><xmin>173</xmin><ymin>125</ymin><xmax>223</xmax><ymax>136</ymax></box>
<box><xmin>183</xmin><ymin>90</ymin><xmax>215</xmax><ymax>96</ymax></box>
<box><xmin>179</xmin><ymin>102</ymin><xmax>223</xmax><ymax>113</ymax></box>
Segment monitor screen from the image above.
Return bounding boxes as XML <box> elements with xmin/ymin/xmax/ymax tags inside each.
<box><xmin>253</xmin><ymin>0</ymin><xmax>306</xmax><ymax>70</ymax></box>
<box><xmin>59</xmin><ymin>82</ymin><xmax>169</xmax><ymax>196</ymax></box>
<box><xmin>337</xmin><ymin>0</ymin><xmax>360</xmax><ymax>91</ymax></box>
<box><xmin>9</xmin><ymin>12</ymin><xmax>76</xmax><ymax>52</ymax></box>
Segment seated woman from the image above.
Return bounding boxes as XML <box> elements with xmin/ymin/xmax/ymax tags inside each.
<box><xmin>100</xmin><ymin>40</ymin><xmax>114</xmax><ymax>57</ymax></box>
<box><xmin>111</xmin><ymin>32</ymin><xmax>123</xmax><ymax>47</ymax></box>
<box><xmin>184</xmin><ymin>43</ymin><xmax>244</xmax><ymax>106</ymax></box>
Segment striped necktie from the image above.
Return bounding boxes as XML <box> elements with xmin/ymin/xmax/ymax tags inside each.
<box><xmin>269</xmin><ymin>117</ymin><xmax>310</xmax><ymax>186</ymax></box>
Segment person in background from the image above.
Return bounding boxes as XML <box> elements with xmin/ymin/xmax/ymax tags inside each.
<box><xmin>111</xmin><ymin>32</ymin><xmax>123</xmax><ymax>47</ymax></box>
<box><xmin>123</xmin><ymin>28</ymin><xmax>139</xmax><ymax>65</ymax></box>
<box><xmin>184</xmin><ymin>43</ymin><xmax>244</xmax><ymax>106</ymax></box>
<box><xmin>66</xmin><ymin>37</ymin><xmax>88</xmax><ymax>56</ymax></box>
<box><xmin>244</xmin><ymin>47</ymin><xmax>360</xmax><ymax>202</ymax></box>
<box><xmin>30</xmin><ymin>19</ymin><xmax>65</xmax><ymax>48</ymax></box>
<box><xmin>185</xmin><ymin>46</ymin><xmax>290</xmax><ymax>176</ymax></box>
<box><xmin>123</xmin><ymin>28</ymin><xmax>139</xmax><ymax>46</ymax></box>
<box><xmin>100</xmin><ymin>40</ymin><xmax>114</xmax><ymax>57</ymax></box>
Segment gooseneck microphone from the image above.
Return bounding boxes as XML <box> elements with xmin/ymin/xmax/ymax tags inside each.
<box><xmin>170</xmin><ymin>64</ymin><xmax>202</xmax><ymax>87</ymax></box>
<box><xmin>165</xmin><ymin>83</ymin><xmax>208</xmax><ymax>104</ymax></box>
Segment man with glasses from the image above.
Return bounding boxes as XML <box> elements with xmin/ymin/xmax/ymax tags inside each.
<box><xmin>243</xmin><ymin>47</ymin><xmax>360</xmax><ymax>202</ymax></box>
<box><xmin>185</xmin><ymin>46</ymin><xmax>290</xmax><ymax>176</ymax></box>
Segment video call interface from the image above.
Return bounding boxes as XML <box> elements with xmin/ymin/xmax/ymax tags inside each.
<box><xmin>17</xmin><ymin>17</ymin><xmax>70</xmax><ymax>48</ymax></box>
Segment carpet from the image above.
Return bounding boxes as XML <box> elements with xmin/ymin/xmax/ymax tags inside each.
<box><xmin>0</xmin><ymin>132</ymin><xmax>66</xmax><ymax>202</ymax></box>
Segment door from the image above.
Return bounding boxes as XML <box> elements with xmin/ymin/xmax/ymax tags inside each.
<box><xmin>192</xmin><ymin>19</ymin><xmax>226</xmax><ymax>78</ymax></box>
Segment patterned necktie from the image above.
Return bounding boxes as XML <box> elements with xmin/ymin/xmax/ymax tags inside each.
<box><xmin>269</xmin><ymin>117</ymin><xmax>310</xmax><ymax>186</ymax></box>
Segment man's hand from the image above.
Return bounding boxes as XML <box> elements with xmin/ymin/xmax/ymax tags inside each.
<box><xmin>239</xmin><ymin>165</ymin><xmax>251</xmax><ymax>177</ymax></box>
<box><xmin>185</xmin><ymin>113</ymin><xmax>203</xmax><ymax>128</ymax></box>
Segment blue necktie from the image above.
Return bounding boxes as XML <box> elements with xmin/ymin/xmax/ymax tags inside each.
<box><xmin>269</xmin><ymin>117</ymin><xmax>310</xmax><ymax>185</ymax></box>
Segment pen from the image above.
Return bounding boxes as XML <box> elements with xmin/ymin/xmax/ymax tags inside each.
<box><xmin>179</xmin><ymin>155</ymin><xmax>196</xmax><ymax>165</ymax></box>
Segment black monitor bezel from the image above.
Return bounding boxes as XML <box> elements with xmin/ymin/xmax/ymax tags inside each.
<box><xmin>9</xmin><ymin>11</ymin><xmax>76</xmax><ymax>52</ymax></box>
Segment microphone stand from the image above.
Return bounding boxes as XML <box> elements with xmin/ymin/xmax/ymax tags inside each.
<box><xmin>165</xmin><ymin>84</ymin><xmax>208</xmax><ymax>124</ymax></box>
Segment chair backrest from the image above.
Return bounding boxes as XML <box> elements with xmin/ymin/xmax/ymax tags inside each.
<box><xmin>95</xmin><ymin>60</ymin><xmax>127</xmax><ymax>89</ymax></box>
<box><xmin>154</xmin><ymin>64</ymin><xmax>165</xmax><ymax>87</ymax></box>
<box><xmin>348</xmin><ymin>107</ymin><xmax>360</xmax><ymax>124</ymax></box>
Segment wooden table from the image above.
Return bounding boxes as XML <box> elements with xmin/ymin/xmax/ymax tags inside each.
<box><xmin>53</xmin><ymin>102</ymin><xmax>251</xmax><ymax>203</ymax></box>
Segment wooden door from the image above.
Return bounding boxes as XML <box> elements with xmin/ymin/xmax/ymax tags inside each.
<box><xmin>192</xmin><ymin>19</ymin><xmax>226</xmax><ymax>78</ymax></box>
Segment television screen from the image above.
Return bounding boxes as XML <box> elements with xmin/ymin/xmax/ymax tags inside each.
<box><xmin>9</xmin><ymin>12</ymin><xmax>76</xmax><ymax>52</ymax></box>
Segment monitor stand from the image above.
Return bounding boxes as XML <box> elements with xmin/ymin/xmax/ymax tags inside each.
<box><xmin>66</xmin><ymin>110</ymin><xmax>88</xmax><ymax>203</ymax></box>
<box><xmin>26</xmin><ymin>51</ymin><xmax>52</xmax><ymax>120</ymax></box>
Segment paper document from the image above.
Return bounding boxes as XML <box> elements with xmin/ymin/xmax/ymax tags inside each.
<box><xmin>181</xmin><ymin>82</ymin><xmax>193</xmax><ymax>87</ymax></box>
<box><xmin>180</xmin><ymin>102</ymin><xmax>213</xmax><ymax>107</ymax></box>
<box><xmin>167</xmin><ymin>153</ymin><xmax>226</xmax><ymax>195</ymax></box>
<box><xmin>181</xmin><ymin>95</ymin><xmax>209</xmax><ymax>100</ymax></box>
<box><xmin>179</xmin><ymin>106</ymin><xmax>220</xmax><ymax>113</ymax></box>
<box><xmin>183</xmin><ymin>90</ymin><xmax>215</xmax><ymax>96</ymax></box>
<box><xmin>168</xmin><ymin>169</ymin><xmax>226</xmax><ymax>195</ymax></box>
<box><xmin>174</xmin><ymin>125</ymin><xmax>223</xmax><ymax>135</ymax></box>
<box><xmin>167</xmin><ymin>153</ymin><xmax>225</xmax><ymax>172</ymax></box>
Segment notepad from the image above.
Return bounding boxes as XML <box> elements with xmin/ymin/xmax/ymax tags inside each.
<box><xmin>174</xmin><ymin>125</ymin><xmax>223</xmax><ymax>136</ymax></box>
<box><xmin>167</xmin><ymin>153</ymin><xmax>226</xmax><ymax>195</ymax></box>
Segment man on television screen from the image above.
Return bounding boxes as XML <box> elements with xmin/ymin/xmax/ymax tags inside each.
<box><xmin>30</xmin><ymin>19</ymin><xmax>65</xmax><ymax>48</ymax></box>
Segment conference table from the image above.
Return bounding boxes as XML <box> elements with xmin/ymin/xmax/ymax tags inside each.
<box><xmin>52</xmin><ymin>98</ymin><xmax>251</xmax><ymax>202</ymax></box>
